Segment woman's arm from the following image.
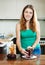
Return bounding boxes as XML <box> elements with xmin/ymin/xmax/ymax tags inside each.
<box><xmin>32</xmin><ymin>22</ymin><xmax>40</xmax><ymax>49</ymax></box>
<box><xmin>16</xmin><ymin>23</ymin><xmax>22</xmax><ymax>51</ymax></box>
<box><xmin>16</xmin><ymin>23</ymin><xmax>28</xmax><ymax>55</ymax></box>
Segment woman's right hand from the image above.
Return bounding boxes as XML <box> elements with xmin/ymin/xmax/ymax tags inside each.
<box><xmin>20</xmin><ymin>48</ymin><xmax>28</xmax><ymax>56</ymax></box>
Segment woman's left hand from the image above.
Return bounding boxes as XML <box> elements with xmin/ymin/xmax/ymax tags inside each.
<box><xmin>27</xmin><ymin>46</ymin><xmax>33</xmax><ymax>54</ymax></box>
<box><xmin>27</xmin><ymin>46</ymin><xmax>33</xmax><ymax>50</ymax></box>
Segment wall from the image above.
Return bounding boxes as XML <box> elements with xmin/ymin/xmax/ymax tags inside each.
<box><xmin>0</xmin><ymin>0</ymin><xmax>45</xmax><ymax>19</ymax></box>
<box><xmin>0</xmin><ymin>20</ymin><xmax>18</xmax><ymax>37</ymax></box>
<box><xmin>0</xmin><ymin>0</ymin><xmax>45</xmax><ymax>37</ymax></box>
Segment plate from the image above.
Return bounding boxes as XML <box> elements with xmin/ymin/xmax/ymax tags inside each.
<box><xmin>22</xmin><ymin>55</ymin><xmax>37</xmax><ymax>60</ymax></box>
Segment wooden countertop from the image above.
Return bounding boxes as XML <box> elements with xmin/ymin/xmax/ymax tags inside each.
<box><xmin>0</xmin><ymin>54</ymin><xmax>45</xmax><ymax>65</ymax></box>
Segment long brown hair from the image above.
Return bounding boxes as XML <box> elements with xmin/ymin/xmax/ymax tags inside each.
<box><xmin>20</xmin><ymin>5</ymin><xmax>37</xmax><ymax>32</ymax></box>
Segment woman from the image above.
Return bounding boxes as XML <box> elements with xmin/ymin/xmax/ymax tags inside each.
<box><xmin>16</xmin><ymin>5</ymin><xmax>41</xmax><ymax>56</ymax></box>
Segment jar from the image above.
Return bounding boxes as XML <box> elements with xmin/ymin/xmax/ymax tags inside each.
<box><xmin>7</xmin><ymin>41</ymin><xmax>16</xmax><ymax>60</ymax></box>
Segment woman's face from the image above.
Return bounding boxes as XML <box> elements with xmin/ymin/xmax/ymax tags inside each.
<box><xmin>24</xmin><ymin>8</ymin><xmax>33</xmax><ymax>21</ymax></box>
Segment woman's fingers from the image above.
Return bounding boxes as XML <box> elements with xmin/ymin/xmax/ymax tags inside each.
<box><xmin>27</xmin><ymin>46</ymin><xmax>32</xmax><ymax>49</ymax></box>
<box><xmin>23</xmin><ymin>49</ymin><xmax>29</xmax><ymax>55</ymax></box>
<box><xmin>21</xmin><ymin>48</ymin><xmax>28</xmax><ymax>55</ymax></box>
<box><xmin>27</xmin><ymin>46</ymin><xmax>33</xmax><ymax>50</ymax></box>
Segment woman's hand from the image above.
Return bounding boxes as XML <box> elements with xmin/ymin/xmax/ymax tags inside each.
<box><xmin>20</xmin><ymin>48</ymin><xmax>28</xmax><ymax>56</ymax></box>
<box><xmin>27</xmin><ymin>46</ymin><xmax>33</xmax><ymax>52</ymax></box>
<box><xmin>27</xmin><ymin>46</ymin><xmax>33</xmax><ymax>55</ymax></box>
<box><xmin>27</xmin><ymin>46</ymin><xmax>33</xmax><ymax>50</ymax></box>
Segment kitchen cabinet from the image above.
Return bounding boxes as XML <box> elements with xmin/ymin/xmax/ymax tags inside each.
<box><xmin>40</xmin><ymin>43</ymin><xmax>45</xmax><ymax>54</ymax></box>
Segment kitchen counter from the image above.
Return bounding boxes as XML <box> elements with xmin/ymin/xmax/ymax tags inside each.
<box><xmin>0</xmin><ymin>54</ymin><xmax>45</xmax><ymax>65</ymax></box>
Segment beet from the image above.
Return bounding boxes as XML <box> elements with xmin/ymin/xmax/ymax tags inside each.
<box><xmin>7</xmin><ymin>54</ymin><xmax>16</xmax><ymax>60</ymax></box>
